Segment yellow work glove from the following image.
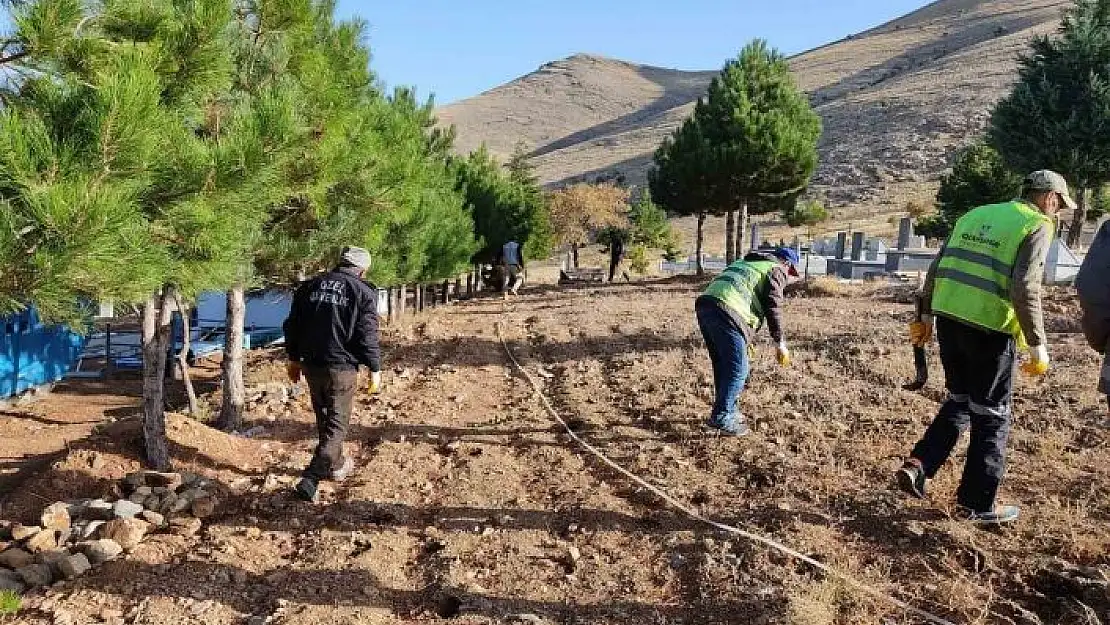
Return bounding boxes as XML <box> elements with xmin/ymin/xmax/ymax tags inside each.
<box><xmin>908</xmin><ymin>314</ymin><xmax>934</xmax><ymax>347</ymax></box>
<box><xmin>368</xmin><ymin>370</ymin><xmax>382</xmax><ymax>395</ymax></box>
<box><xmin>286</xmin><ymin>361</ymin><xmax>302</xmax><ymax>383</ymax></box>
<box><xmin>1020</xmin><ymin>345</ymin><xmax>1050</xmax><ymax>377</ymax></box>
<box><xmin>776</xmin><ymin>341</ymin><xmax>791</xmax><ymax>367</ymax></box>
<box><xmin>747</xmin><ymin>344</ymin><xmax>757</xmax><ymax>360</ymax></box>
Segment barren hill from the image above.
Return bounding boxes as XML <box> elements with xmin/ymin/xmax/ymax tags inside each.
<box><xmin>438</xmin><ymin>0</ymin><xmax>1071</xmax><ymax>211</ymax></box>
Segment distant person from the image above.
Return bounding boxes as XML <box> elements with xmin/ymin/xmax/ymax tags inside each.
<box><xmin>609</xmin><ymin>231</ymin><xmax>629</xmax><ymax>283</ymax></box>
<box><xmin>897</xmin><ymin>170</ymin><xmax>1070</xmax><ymax>525</ymax></box>
<box><xmin>501</xmin><ymin>239</ymin><xmax>525</xmax><ymax>298</ymax></box>
<box><xmin>283</xmin><ymin>246</ymin><xmax>381</xmax><ymax>502</ymax></box>
<box><xmin>1077</xmin><ymin>219</ymin><xmax>1110</xmax><ymax>410</ymax></box>
<box><xmin>695</xmin><ymin>247</ymin><xmax>798</xmax><ymax>436</ymax></box>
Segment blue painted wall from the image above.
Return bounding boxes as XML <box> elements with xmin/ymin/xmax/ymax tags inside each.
<box><xmin>0</xmin><ymin>308</ymin><xmax>86</xmax><ymax>399</ymax></box>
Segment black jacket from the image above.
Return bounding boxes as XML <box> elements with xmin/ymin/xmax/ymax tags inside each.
<box><xmin>283</xmin><ymin>266</ymin><xmax>381</xmax><ymax>372</ymax></box>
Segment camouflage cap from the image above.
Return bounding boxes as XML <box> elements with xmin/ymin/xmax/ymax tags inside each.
<box><xmin>1024</xmin><ymin>170</ymin><xmax>1077</xmax><ymax>211</ymax></box>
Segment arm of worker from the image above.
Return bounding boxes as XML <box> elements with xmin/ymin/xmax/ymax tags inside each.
<box><xmin>1011</xmin><ymin>223</ymin><xmax>1052</xmax><ymax>349</ymax></box>
<box><xmin>762</xmin><ymin>267</ymin><xmax>788</xmax><ymax>344</ymax></box>
<box><xmin>282</xmin><ymin>285</ymin><xmax>305</xmax><ymax>362</ymax></box>
<box><xmin>919</xmin><ymin>239</ymin><xmax>947</xmax><ymax>315</ymax></box>
<box><xmin>351</xmin><ymin>286</ymin><xmax>382</xmax><ymax>373</ymax></box>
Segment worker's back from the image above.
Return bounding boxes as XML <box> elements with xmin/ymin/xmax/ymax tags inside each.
<box><xmin>502</xmin><ymin>240</ymin><xmax>522</xmax><ymax>266</ymax></box>
<box><xmin>1078</xmin><ymin>221</ymin><xmax>1110</xmax><ymax>310</ymax></box>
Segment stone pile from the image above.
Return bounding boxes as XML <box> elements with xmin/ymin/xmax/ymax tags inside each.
<box><xmin>0</xmin><ymin>471</ymin><xmax>218</xmax><ymax>593</ymax></box>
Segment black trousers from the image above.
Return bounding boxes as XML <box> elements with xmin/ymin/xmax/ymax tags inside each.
<box><xmin>910</xmin><ymin>316</ymin><xmax>1015</xmax><ymax>513</ymax></box>
<box><xmin>302</xmin><ymin>366</ymin><xmax>357</xmax><ymax>481</ymax></box>
<box><xmin>1080</xmin><ymin>308</ymin><xmax>1110</xmax><ymax>395</ymax></box>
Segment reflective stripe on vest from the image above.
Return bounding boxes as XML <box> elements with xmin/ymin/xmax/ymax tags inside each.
<box><xmin>931</xmin><ymin>201</ymin><xmax>1052</xmax><ymax>347</ymax></box>
<box><xmin>702</xmin><ymin>260</ymin><xmax>776</xmax><ymax>329</ymax></box>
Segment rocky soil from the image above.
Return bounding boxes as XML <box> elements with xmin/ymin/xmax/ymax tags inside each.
<box><xmin>0</xmin><ymin>278</ymin><xmax>1107</xmax><ymax>624</ymax></box>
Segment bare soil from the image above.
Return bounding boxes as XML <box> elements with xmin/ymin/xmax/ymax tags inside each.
<box><xmin>1</xmin><ymin>279</ymin><xmax>1107</xmax><ymax>625</ymax></box>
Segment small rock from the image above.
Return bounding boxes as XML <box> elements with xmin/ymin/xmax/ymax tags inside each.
<box><xmin>511</xmin><ymin>614</ymin><xmax>546</xmax><ymax>624</ymax></box>
<box><xmin>99</xmin><ymin>518</ymin><xmax>149</xmax><ymax>551</ymax></box>
<box><xmin>169</xmin><ymin>517</ymin><xmax>202</xmax><ymax>537</ymax></box>
<box><xmin>191</xmin><ymin>497</ymin><xmax>217</xmax><ymax>519</ymax></box>
<box><xmin>144</xmin><ymin>472</ymin><xmax>183</xmax><ymax>490</ymax></box>
<box><xmin>0</xmin><ymin>521</ymin><xmax>11</xmax><ymax>541</ymax></box>
<box><xmin>83</xmin><ymin>500</ymin><xmax>115</xmax><ymax>521</ymax></box>
<box><xmin>41</xmin><ymin>503</ymin><xmax>71</xmax><ymax>532</ymax></box>
<box><xmin>11</xmin><ymin>524</ymin><xmax>41</xmax><ymax>541</ymax></box>
<box><xmin>25</xmin><ymin>529</ymin><xmax>58</xmax><ymax>553</ymax></box>
<box><xmin>112</xmin><ymin>500</ymin><xmax>144</xmax><ymax>520</ymax></box>
<box><xmin>170</xmin><ymin>495</ymin><xmax>193</xmax><ymax>515</ymax></box>
<box><xmin>99</xmin><ymin>608</ymin><xmax>124</xmax><ymax>620</ymax></box>
<box><xmin>141</xmin><ymin>510</ymin><xmax>165</xmax><ymax>527</ymax></box>
<box><xmin>128</xmin><ymin>492</ymin><xmax>148</xmax><ymax>506</ymax></box>
<box><xmin>36</xmin><ymin>549</ymin><xmax>70</xmax><ymax>573</ymax></box>
<box><xmin>0</xmin><ymin>569</ymin><xmax>25</xmax><ymax>593</ymax></box>
<box><xmin>122</xmin><ymin>472</ymin><xmax>147</xmax><ymax>493</ymax></box>
<box><xmin>156</xmin><ymin>492</ymin><xmax>178</xmax><ymax>515</ymax></box>
<box><xmin>17</xmin><ymin>563</ymin><xmax>53</xmax><ymax>587</ymax></box>
<box><xmin>89</xmin><ymin>452</ymin><xmax>106</xmax><ymax>470</ymax></box>
<box><xmin>81</xmin><ymin>521</ymin><xmax>105</xmax><ymax>539</ymax></box>
<box><xmin>246</xmin><ymin>617</ymin><xmax>265</xmax><ymax>625</ymax></box>
<box><xmin>57</xmin><ymin>553</ymin><xmax>91</xmax><ymax>579</ymax></box>
<box><xmin>81</xmin><ymin>539</ymin><xmax>123</xmax><ymax>566</ymax></box>
<box><xmin>0</xmin><ymin>547</ymin><xmax>34</xmax><ymax>569</ymax></box>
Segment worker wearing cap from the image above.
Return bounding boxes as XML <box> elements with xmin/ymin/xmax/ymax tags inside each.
<box><xmin>695</xmin><ymin>246</ymin><xmax>798</xmax><ymax>436</ymax></box>
<box><xmin>283</xmin><ymin>246</ymin><xmax>382</xmax><ymax>502</ymax></box>
<box><xmin>897</xmin><ymin>170</ymin><xmax>1072</xmax><ymax>524</ymax></box>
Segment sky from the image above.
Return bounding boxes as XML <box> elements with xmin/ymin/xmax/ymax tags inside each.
<box><xmin>337</xmin><ymin>0</ymin><xmax>934</xmax><ymax>105</ymax></box>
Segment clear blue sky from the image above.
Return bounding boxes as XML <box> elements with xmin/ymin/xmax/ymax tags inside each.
<box><xmin>337</xmin><ymin>0</ymin><xmax>933</xmax><ymax>105</ymax></box>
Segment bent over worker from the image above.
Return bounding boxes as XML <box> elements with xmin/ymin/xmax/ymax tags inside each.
<box><xmin>283</xmin><ymin>246</ymin><xmax>382</xmax><ymax>502</ymax></box>
<box><xmin>695</xmin><ymin>247</ymin><xmax>798</xmax><ymax>436</ymax></box>
<box><xmin>897</xmin><ymin>170</ymin><xmax>1071</xmax><ymax>524</ymax></box>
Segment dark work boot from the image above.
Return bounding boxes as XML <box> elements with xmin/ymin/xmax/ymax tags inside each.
<box><xmin>896</xmin><ymin>460</ymin><xmax>927</xmax><ymax>499</ymax></box>
<box><xmin>294</xmin><ymin>477</ymin><xmax>319</xmax><ymax>502</ymax></box>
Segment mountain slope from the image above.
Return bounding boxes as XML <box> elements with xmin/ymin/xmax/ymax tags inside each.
<box><xmin>438</xmin><ymin>0</ymin><xmax>1070</xmax><ymax>210</ymax></box>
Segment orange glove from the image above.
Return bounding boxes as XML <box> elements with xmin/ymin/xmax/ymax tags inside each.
<box><xmin>776</xmin><ymin>341</ymin><xmax>791</xmax><ymax>367</ymax></box>
<box><xmin>1020</xmin><ymin>345</ymin><xmax>1049</xmax><ymax>377</ymax></box>
<box><xmin>908</xmin><ymin>315</ymin><xmax>934</xmax><ymax>347</ymax></box>
<box><xmin>286</xmin><ymin>361</ymin><xmax>302</xmax><ymax>383</ymax></box>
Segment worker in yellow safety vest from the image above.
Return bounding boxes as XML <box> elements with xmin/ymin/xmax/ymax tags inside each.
<box><xmin>896</xmin><ymin>170</ymin><xmax>1073</xmax><ymax>525</ymax></box>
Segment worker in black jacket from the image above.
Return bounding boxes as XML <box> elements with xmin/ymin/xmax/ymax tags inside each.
<box><xmin>283</xmin><ymin>246</ymin><xmax>381</xmax><ymax>502</ymax></box>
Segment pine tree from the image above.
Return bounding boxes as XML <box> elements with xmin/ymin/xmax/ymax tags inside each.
<box><xmin>650</xmin><ymin>117</ymin><xmax>714</xmax><ymax>274</ymax></box>
<box><xmin>922</xmin><ymin>142</ymin><xmax>1022</xmax><ymax>238</ymax></box>
<box><xmin>990</xmin><ymin>0</ymin><xmax>1110</xmax><ymax>245</ymax></box>
<box><xmin>454</xmin><ymin>145</ymin><xmax>551</xmax><ymax>264</ymax></box>
<box><xmin>696</xmin><ymin>40</ymin><xmax>822</xmax><ymax>259</ymax></box>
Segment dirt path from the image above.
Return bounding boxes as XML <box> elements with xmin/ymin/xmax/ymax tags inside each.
<box><xmin>3</xmin><ymin>279</ymin><xmax>1108</xmax><ymax>625</ymax></box>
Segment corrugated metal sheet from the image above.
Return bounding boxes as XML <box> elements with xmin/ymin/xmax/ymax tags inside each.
<box><xmin>0</xmin><ymin>308</ymin><xmax>86</xmax><ymax>399</ymax></box>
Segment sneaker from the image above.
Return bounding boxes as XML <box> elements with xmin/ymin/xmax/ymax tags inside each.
<box><xmin>896</xmin><ymin>461</ymin><xmax>927</xmax><ymax>499</ymax></box>
<box><xmin>957</xmin><ymin>504</ymin><xmax>1020</xmax><ymax>525</ymax></box>
<box><xmin>331</xmin><ymin>456</ymin><xmax>354</xmax><ymax>482</ymax></box>
<box><xmin>705</xmin><ymin>414</ymin><xmax>750</xmax><ymax>437</ymax></box>
<box><xmin>294</xmin><ymin>477</ymin><xmax>319</xmax><ymax>502</ymax></box>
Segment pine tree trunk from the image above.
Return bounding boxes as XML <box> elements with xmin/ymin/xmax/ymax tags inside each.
<box><xmin>572</xmin><ymin>243</ymin><xmax>580</xmax><ymax>268</ymax></box>
<box><xmin>219</xmin><ymin>285</ymin><xmax>246</xmax><ymax>432</ymax></box>
<box><xmin>141</xmin><ymin>289</ymin><xmax>172</xmax><ymax>470</ymax></box>
<box><xmin>738</xmin><ymin>201</ymin><xmax>750</xmax><ymax>254</ymax></box>
<box><xmin>725</xmin><ymin>209</ymin><xmax>736</xmax><ymax>263</ymax></box>
<box><xmin>171</xmin><ymin>289</ymin><xmax>199</xmax><ymax>416</ymax></box>
<box><xmin>695</xmin><ymin>212</ymin><xmax>706</xmax><ymax>276</ymax></box>
<box><xmin>1068</xmin><ymin>186</ymin><xmax>1087</xmax><ymax>247</ymax></box>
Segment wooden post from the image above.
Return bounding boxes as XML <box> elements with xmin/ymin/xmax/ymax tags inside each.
<box><xmin>466</xmin><ymin>273</ymin><xmax>474</xmax><ymax>297</ymax></box>
<box><xmin>442</xmin><ymin>279</ymin><xmax>450</xmax><ymax>304</ymax></box>
<box><xmin>385</xmin><ymin>287</ymin><xmax>394</xmax><ymax>323</ymax></box>
<box><xmin>399</xmin><ymin>284</ymin><xmax>407</xmax><ymax>317</ymax></box>
<box><xmin>454</xmin><ymin>276</ymin><xmax>463</xmax><ymax>301</ymax></box>
<box><xmin>417</xmin><ymin>284</ymin><xmax>424</xmax><ymax>312</ymax></box>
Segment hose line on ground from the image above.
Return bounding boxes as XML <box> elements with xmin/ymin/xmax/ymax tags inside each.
<box><xmin>495</xmin><ymin>321</ymin><xmax>958</xmax><ymax>625</ymax></box>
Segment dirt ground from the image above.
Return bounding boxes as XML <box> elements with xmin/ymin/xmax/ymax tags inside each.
<box><xmin>1</xmin><ymin>277</ymin><xmax>1107</xmax><ymax>625</ymax></box>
